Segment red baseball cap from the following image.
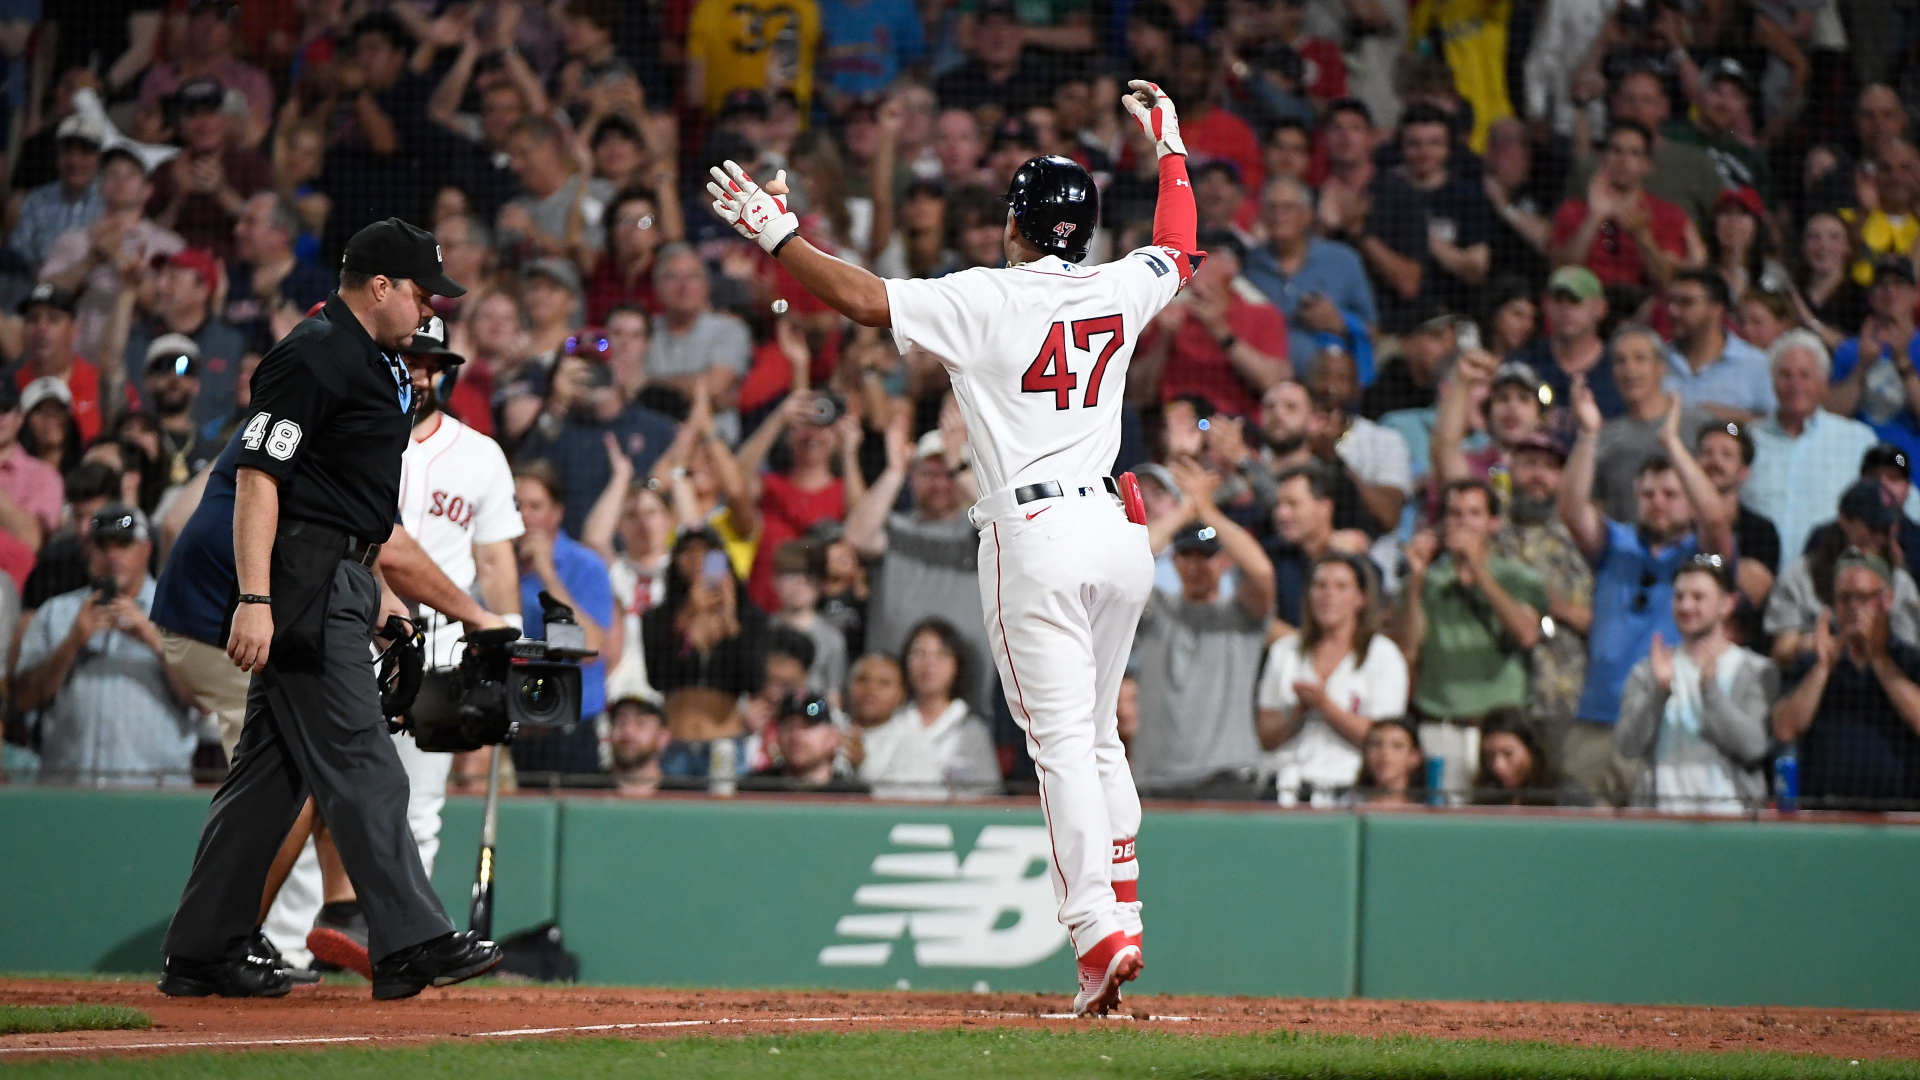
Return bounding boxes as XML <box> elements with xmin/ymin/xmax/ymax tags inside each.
<box><xmin>163</xmin><ymin>248</ymin><xmax>220</xmax><ymax>294</ymax></box>
<box><xmin>1713</xmin><ymin>186</ymin><xmax>1765</xmax><ymax>220</ymax></box>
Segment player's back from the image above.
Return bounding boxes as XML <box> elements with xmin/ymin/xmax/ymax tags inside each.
<box><xmin>883</xmin><ymin>246</ymin><xmax>1187</xmax><ymax>496</ymax></box>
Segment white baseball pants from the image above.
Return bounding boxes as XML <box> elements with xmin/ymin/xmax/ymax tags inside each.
<box><xmin>974</xmin><ymin>481</ymin><xmax>1153</xmax><ymax>957</ymax></box>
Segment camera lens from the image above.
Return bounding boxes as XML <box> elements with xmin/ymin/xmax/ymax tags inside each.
<box><xmin>518</xmin><ymin>675</ymin><xmax>563</xmax><ymax>721</ymax></box>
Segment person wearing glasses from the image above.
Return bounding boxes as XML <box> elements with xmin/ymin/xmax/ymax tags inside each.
<box><xmin>1766</xmin><ymin>482</ymin><xmax>1920</xmax><ymax>669</ymax></box>
<box><xmin>1549</xmin><ymin>119</ymin><xmax>1703</xmax><ymax>295</ymax></box>
<box><xmin>1770</xmin><ymin>550</ymin><xmax>1920</xmax><ymax>806</ymax></box>
<box><xmin>585</xmin><ymin>187</ymin><xmax>670</xmax><ymax>324</ymax></box>
<box><xmin>1560</xmin><ymin>360</ymin><xmax>1734</xmax><ymax>804</ymax></box>
<box><xmin>1615</xmin><ymin>554</ymin><xmax>1777</xmax><ymax>815</ymax></box>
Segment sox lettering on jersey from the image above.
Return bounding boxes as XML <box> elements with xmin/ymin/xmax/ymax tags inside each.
<box><xmin>427</xmin><ymin>490</ymin><xmax>477</xmax><ymax>530</ymax></box>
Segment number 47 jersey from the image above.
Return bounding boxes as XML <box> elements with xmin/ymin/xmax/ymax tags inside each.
<box><xmin>883</xmin><ymin>245</ymin><xmax>1191</xmax><ymax>496</ymax></box>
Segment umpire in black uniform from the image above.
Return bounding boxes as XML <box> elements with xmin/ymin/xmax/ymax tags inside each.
<box><xmin>160</xmin><ymin>219</ymin><xmax>501</xmax><ymax>999</ymax></box>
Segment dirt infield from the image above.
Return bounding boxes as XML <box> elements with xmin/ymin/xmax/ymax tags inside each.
<box><xmin>2</xmin><ymin>978</ymin><xmax>1916</xmax><ymax>1062</ymax></box>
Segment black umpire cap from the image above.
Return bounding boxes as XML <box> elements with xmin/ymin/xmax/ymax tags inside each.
<box><xmin>341</xmin><ymin>218</ymin><xmax>467</xmax><ymax>297</ymax></box>
<box><xmin>1006</xmin><ymin>155</ymin><xmax>1099</xmax><ymax>264</ymax></box>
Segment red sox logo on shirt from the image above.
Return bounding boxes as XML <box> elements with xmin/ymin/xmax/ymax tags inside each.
<box><xmin>428</xmin><ymin>490</ymin><xmax>477</xmax><ymax>529</ymax></box>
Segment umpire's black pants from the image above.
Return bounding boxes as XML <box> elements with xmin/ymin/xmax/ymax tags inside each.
<box><xmin>163</xmin><ymin>559</ymin><xmax>453</xmax><ymax>964</ymax></box>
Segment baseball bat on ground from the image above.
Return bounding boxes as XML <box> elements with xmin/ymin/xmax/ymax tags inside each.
<box><xmin>469</xmin><ymin>745</ymin><xmax>504</xmax><ymax>939</ymax></box>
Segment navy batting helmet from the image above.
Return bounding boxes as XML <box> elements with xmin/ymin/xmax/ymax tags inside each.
<box><xmin>1006</xmin><ymin>155</ymin><xmax>1099</xmax><ymax>263</ymax></box>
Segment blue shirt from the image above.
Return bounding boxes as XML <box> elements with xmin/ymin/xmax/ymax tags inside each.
<box><xmin>1741</xmin><ymin>408</ymin><xmax>1882</xmax><ymax>562</ymax></box>
<box><xmin>521</xmin><ymin>530</ymin><xmax>615</xmax><ymax>718</ymax></box>
<box><xmin>1242</xmin><ymin>237</ymin><xmax>1377</xmax><ymax>367</ymax></box>
<box><xmin>1831</xmin><ymin>334</ymin><xmax>1920</xmax><ymax>461</ymax></box>
<box><xmin>818</xmin><ymin>0</ymin><xmax>927</xmax><ymax>96</ymax></box>
<box><xmin>1664</xmin><ymin>334</ymin><xmax>1775</xmax><ymax>415</ymax></box>
<box><xmin>10</xmin><ymin>178</ymin><xmax>99</xmax><ymax>267</ymax></box>
<box><xmin>516</xmin><ymin>405</ymin><xmax>679</xmax><ymax>538</ymax></box>
<box><xmin>23</xmin><ymin>576</ymin><xmax>195</xmax><ymax>784</ymax></box>
<box><xmin>1578</xmin><ymin>520</ymin><xmax>1701</xmax><ymax>724</ymax></box>
<box><xmin>152</xmin><ymin>432</ymin><xmax>244</xmax><ymax>646</ymax></box>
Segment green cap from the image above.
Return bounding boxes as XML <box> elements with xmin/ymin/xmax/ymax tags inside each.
<box><xmin>1547</xmin><ymin>265</ymin><xmax>1604</xmax><ymax>302</ymax></box>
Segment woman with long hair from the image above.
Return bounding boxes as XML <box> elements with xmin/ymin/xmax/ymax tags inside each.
<box><xmin>1472</xmin><ymin>707</ymin><xmax>1582</xmax><ymax>806</ymax></box>
<box><xmin>857</xmin><ymin>617</ymin><xmax>1000</xmax><ymax>800</ymax></box>
<box><xmin>1706</xmin><ymin>188</ymin><xmax>1784</xmax><ymax>306</ymax></box>
<box><xmin>1792</xmin><ymin>211</ymin><xmax>1871</xmax><ymax>349</ymax></box>
<box><xmin>1480</xmin><ymin>278</ymin><xmax>1539</xmax><ymax>359</ymax></box>
<box><xmin>1257</xmin><ymin>553</ymin><xmax>1409</xmax><ymax>805</ymax></box>
<box><xmin>642</xmin><ymin>527</ymin><xmax>771</xmax><ymax>777</ymax></box>
<box><xmin>1351</xmin><ymin>719</ymin><xmax>1426</xmax><ymax>805</ymax></box>
<box><xmin>20</xmin><ymin>381</ymin><xmax>80</xmax><ymax>474</ymax></box>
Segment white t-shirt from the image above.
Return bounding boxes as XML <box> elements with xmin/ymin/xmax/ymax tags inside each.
<box><xmin>1256</xmin><ymin>633</ymin><xmax>1410</xmax><ymax>802</ymax></box>
<box><xmin>1338</xmin><ymin>416</ymin><xmax>1414</xmax><ymax>496</ymax></box>
<box><xmin>857</xmin><ymin>700</ymin><xmax>1001</xmax><ymax>801</ymax></box>
<box><xmin>398</xmin><ymin>413</ymin><xmax>525</xmax><ymax>665</ymax></box>
<box><xmin>883</xmin><ymin>247</ymin><xmax>1189</xmax><ymax>496</ymax></box>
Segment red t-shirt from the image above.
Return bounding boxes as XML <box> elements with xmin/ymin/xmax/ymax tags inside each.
<box><xmin>747</xmin><ymin>471</ymin><xmax>846</xmax><ymax>611</ymax></box>
<box><xmin>1296</xmin><ymin>37</ymin><xmax>1347</xmax><ymax>102</ymax></box>
<box><xmin>0</xmin><ymin>525</ymin><xmax>32</xmax><ymax>591</ymax></box>
<box><xmin>584</xmin><ymin>256</ymin><xmax>659</xmax><ymax>326</ymax></box>
<box><xmin>18</xmin><ymin>357</ymin><xmax>102</xmax><ymax>444</ymax></box>
<box><xmin>444</xmin><ymin>359</ymin><xmax>496</xmax><ymax>437</ymax></box>
<box><xmin>1148</xmin><ymin>295</ymin><xmax>1288</xmax><ymax>417</ymax></box>
<box><xmin>1549</xmin><ymin>192</ymin><xmax>1691</xmax><ymax>289</ymax></box>
<box><xmin>1180</xmin><ymin>106</ymin><xmax>1265</xmax><ymax>204</ymax></box>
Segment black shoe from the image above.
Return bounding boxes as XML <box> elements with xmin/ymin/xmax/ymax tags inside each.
<box><xmin>157</xmin><ymin>953</ymin><xmax>296</xmax><ymax>998</ymax></box>
<box><xmin>370</xmin><ymin>931</ymin><xmax>502</xmax><ymax>1000</ymax></box>
<box><xmin>251</xmin><ymin>933</ymin><xmax>322</xmax><ymax>986</ymax></box>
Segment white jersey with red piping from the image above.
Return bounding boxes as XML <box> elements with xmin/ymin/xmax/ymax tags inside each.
<box><xmin>882</xmin><ymin>246</ymin><xmax>1192</xmax><ymax>497</ymax></box>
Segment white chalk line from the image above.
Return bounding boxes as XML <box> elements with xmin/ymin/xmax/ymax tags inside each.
<box><xmin>0</xmin><ymin>1009</ymin><xmax>1195</xmax><ymax>1055</ymax></box>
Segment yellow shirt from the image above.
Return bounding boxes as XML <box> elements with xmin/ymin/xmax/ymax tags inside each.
<box><xmin>1842</xmin><ymin>208</ymin><xmax>1919</xmax><ymax>286</ymax></box>
<box><xmin>687</xmin><ymin>0</ymin><xmax>821</xmax><ymax>115</ymax></box>
<box><xmin>1408</xmin><ymin>0</ymin><xmax>1515</xmax><ymax>153</ymax></box>
<box><xmin>707</xmin><ymin>506</ymin><xmax>760</xmax><ymax>582</ymax></box>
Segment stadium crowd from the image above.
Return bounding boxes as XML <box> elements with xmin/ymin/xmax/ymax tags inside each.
<box><xmin>3</xmin><ymin>0</ymin><xmax>1920</xmax><ymax>812</ymax></box>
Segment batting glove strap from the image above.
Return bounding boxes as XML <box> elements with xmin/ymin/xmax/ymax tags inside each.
<box><xmin>1122</xmin><ymin>80</ymin><xmax>1187</xmax><ymax>159</ymax></box>
<box><xmin>707</xmin><ymin>160</ymin><xmax>800</xmax><ymax>255</ymax></box>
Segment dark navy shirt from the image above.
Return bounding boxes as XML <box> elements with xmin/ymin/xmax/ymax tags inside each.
<box><xmin>152</xmin><ymin>432</ymin><xmax>244</xmax><ymax>646</ymax></box>
<box><xmin>1787</xmin><ymin>640</ymin><xmax>1920</xmax><ymax>804</ymax></box>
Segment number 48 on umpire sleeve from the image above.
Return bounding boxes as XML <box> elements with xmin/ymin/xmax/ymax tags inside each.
<box><xmin>1021</xmin><ymin>314</ymin><xmax>1125</xmax><ymax>410</ymax></box>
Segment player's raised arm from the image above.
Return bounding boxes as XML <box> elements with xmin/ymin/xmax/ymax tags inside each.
<box><xmin>707</xmin><ymin>162</ymin><xmax>892</xmax><ymax>328</ymax></box>
<box><xmin>1122</xmin><ymin>80</ymin><xmax>1203</xmax><ymax>278</ymax></box>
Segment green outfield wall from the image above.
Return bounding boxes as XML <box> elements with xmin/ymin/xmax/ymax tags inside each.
<box><xmin>5</xmin><ymin>788</ymin><xmax>1917</xmax><ymax>1009</ymax></box>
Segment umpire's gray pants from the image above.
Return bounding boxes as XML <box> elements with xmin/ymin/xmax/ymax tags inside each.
<box><xmin>162</xmin><ymin>560</ymin><xmax>453</xmax><ymax>964</ymax></box>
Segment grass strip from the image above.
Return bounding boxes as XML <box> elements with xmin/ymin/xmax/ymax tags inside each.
<box><xmin>8</xmin><ymin>1023</ymin><xmax>1917</xmax><ymax>1078</ymax></box>
<box><xmin>0</xmin><ymin>1005</ymin><xmax>151</xmax><ymax>1036</ymax></box>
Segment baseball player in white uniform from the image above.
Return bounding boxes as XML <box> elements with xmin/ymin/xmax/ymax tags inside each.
<box><xmin>709</xmin><ymin>81</ymin><xmax>1200</xmax><ymax>1015</ymax></box>
<box><xmin>389</xmin><ymin>315</ymin><xmax>525</xmax><ymax>867</ymax></box>
<box><xmin>271</xmin><ymin>317</ymin><xmax>524</xmax><ymax>976</ymax></box>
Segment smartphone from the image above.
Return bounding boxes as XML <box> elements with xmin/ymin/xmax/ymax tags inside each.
<box><xmin>1455</xmin><ymin>319</ymin><xmax>1482</xmax><ymax>354</ymax></box>
<box><xmin>702</xmin><ymin>551</ymin><xmax>731</xmax><ymax>583</ymax></box>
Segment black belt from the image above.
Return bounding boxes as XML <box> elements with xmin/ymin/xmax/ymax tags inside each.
<box><xmin>1014</xmin><ymin>476</ymin><xmax>1119</xmax><ymax>505</ymax></box>
<box><xmin>344</xmin><ymin>536</ymin><xmax>381</xmax><ymax>567</ymax></box>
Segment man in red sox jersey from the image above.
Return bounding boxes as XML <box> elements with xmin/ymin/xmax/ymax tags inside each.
<box><xmin>708</xmin><ymin>81</ymin><xmax>1201</xmax><ymax>1015</ymax></box>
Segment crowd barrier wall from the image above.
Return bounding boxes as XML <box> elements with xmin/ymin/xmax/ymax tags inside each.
<box><xmin>5</xmin><ymin>789</ymin><xmax>1916</xmax><ymax>1009</ymax></box>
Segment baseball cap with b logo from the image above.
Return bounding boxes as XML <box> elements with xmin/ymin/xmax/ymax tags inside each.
<box><xmin>341</xmin><ymin>217</ymin><xmax>467</xmax><ymax>297</ymax></box>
